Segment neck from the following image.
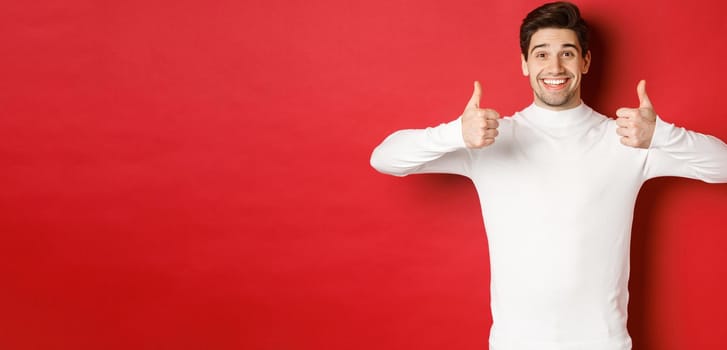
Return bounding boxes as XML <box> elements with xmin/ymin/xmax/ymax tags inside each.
<box><xmin>523</xmin><ymin>102</ymin><xmax>590</xmax><ymax>129</ymax></box>
<box><xmin>532</xmin><ymin>90</ymin><xmax>583</xmax><ymax>111</ymax></box>
<box><xmin>533</xmin><ymin>98</ymin><xmax>584</xmax><ymax>111</ymax></box>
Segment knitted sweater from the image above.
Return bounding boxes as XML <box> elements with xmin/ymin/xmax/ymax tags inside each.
<box><xmin>370</xmin><ymin>103</ymin><xmax>727</xmax><ymax>350</ymax></box>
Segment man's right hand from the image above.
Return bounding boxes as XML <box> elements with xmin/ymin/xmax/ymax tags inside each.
<box><xmin>462</xmin><ymin>81</ymin><xmax>500</xmax><ymax>148</ymax></box>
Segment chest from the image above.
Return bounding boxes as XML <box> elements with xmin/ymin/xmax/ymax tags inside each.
<box><xmin>468</xmin><ymin>121</ymin><xmax>647</xmax><ymax>207</ymax></box>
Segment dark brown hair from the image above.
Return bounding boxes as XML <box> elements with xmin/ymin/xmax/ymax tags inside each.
<box><xmin>520</xmin><ymin>2</ymin><xmax>589</xmax><ymax>60</ymax></box>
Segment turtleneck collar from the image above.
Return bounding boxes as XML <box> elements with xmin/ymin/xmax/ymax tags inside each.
<box><xmin>520</xmin><ymin>102</ymin><xmax>592</xmax><ymax>129</ymax></box>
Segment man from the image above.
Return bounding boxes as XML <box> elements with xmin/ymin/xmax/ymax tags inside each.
<box><xmin>370</xmin><ymin>2</ymin><xmax>727</xmax><ymax>349</ymax></box>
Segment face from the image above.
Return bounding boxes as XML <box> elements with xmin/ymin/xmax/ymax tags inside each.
<box><xmin>521</xmin><ymin>28</ymin><xmax>591</xmax><ymax>110</ymax></box>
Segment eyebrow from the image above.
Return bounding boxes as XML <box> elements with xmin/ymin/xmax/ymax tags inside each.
<box><xmin>530</xmin><ymin>43</ymin><xmax>580</xmax><ymax>54</ymax></box>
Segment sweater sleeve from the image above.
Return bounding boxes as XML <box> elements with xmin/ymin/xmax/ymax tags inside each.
<box><xmin>369</xmin><ymin>117</ymin><xmax>471</xmax><ymax>177</ymax></box>
<box><xmin>643</xmin><ymin>116</ymin><xmax>727</xmax><ymax>183</ymax></box>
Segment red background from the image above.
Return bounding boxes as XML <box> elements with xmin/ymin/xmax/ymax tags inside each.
<box><xmin>2</xmin><ymin>0</ymin><xmax>727</xmax><ymax>349</ymax></box>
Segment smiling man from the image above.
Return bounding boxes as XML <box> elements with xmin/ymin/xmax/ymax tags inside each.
<box><xmin>370</xmin><ymin>2</ymin><xmax>727</xmax><ymax>350</ymax></box>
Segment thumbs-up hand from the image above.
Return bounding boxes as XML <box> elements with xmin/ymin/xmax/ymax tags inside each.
<box><xmin>615</xmin><ymin>80</ymin><xmax>657</xmax><ymax>149</ymax></box>
<box><xmin>462</xmin><ymin>81</ymin><xmax>500</xmax><ymax>148</ymax></box>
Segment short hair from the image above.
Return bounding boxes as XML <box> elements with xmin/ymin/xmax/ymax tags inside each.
<box><xmin>520</xmin><ymin>2</ymin><xmax>589</xmax><ymax>60</ymax></box>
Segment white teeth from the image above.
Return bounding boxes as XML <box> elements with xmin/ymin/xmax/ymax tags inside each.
<box><xmin>543</xmin><ymin>79</ymin><xmax>566</xmax><ymax>85</ymax></box>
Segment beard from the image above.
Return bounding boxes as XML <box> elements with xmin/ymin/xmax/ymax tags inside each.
<box><xmin>534</xmin><ymin>87</ymin><xmax>578</xmax><ymax>107</ymax></box>
<box><xmin>531</xmin><ymin>74</ymin><xmax>579</xmax><ymax>108</ymax></box>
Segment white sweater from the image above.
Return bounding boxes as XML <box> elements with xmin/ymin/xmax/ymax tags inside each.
<box><xmin>370</xmin><ymin>103</ymin><xmax>727</xmax><ymax>350</ymax></box>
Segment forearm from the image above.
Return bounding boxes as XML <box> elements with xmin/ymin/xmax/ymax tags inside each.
<box><xmin>370</xmin><ymin>118</ymin><xmax>469</xmax><ymax>177</ymax></box>
<box><xmin>645</xmin><ymin>117</ymin><xmax>727</xmax><ymax>183</ymax></box>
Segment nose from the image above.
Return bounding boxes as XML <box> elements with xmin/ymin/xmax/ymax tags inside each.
<box><xmin>546</xmin><ymin>56</ymin><xmax>565</xmax><ymax>75</ymax></box>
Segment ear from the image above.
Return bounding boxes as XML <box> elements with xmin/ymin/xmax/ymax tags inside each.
<box><xmin>521</xmin><ymin>53</ymin><xmax>529</xmax><ymax>76</ymax></box>
<box><xmin>582</xmin><ymin>50</ymin><xmax>591</xmax><ymax>74</ymax></box>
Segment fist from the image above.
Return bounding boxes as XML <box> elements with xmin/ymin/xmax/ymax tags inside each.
<box><xmin>615</xmin><ymin>80</ymin><xmax>657</xmax><ymax>149</ymax></box>
<box><xmin>462</xmin><ymin>81</ymin><xmax>500</xmax><ymax>148</ymax></box>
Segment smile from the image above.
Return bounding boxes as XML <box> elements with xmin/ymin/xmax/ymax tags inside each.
<box><xmin>541</xmin><ymin>78</ymin><xmax>569</xmax><ymax>90</ymax></box>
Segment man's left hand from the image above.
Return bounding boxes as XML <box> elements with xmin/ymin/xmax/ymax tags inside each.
<box><xmin>615</xmin><ymin>80</ymin><xmax>657</xmax><ymax>149</ymax></box>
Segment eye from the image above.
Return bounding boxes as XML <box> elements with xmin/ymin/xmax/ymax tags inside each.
<box><xmin>562</xmin><ymin>51</ymin><xmax>576</xmax><ymax>58</ymax></box>
<box><xmin>535</xmin><ymin>52</ymin><xmax>547</xmax><ymax>59</ymax></box>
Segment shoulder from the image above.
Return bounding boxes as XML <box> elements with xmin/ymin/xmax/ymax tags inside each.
<box><xmin>584</xmin><ymin>105</ymin><xmax>611</xmax><ymax>122</ymax></box>
<box><xmin>589</xmin><ymin>107</ymin><xmax>649</xmax><ymax>155</ymax></box>
<box><xmin>584</xmin><ymin>106</ymin><xmax>619</xmax><ymax>133</ymax></box>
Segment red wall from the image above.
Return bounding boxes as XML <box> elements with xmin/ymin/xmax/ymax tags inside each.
<box><xmin>2</xmin><ymin>0</ymin><xmax>727</xmax><ymax>349</ymax></box>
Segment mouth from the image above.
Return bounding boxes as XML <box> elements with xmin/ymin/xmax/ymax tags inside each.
<box><xmin>540</xmin><ymin>77</ymin><xmax>570</xmax><ymax>91</ymax></box>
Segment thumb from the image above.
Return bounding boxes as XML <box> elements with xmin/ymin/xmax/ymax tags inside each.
<box><xmin>467</xmin><ymin>81</ymin><xmax>482</xmax><ymax>109</ymax></box>
<box><xmin>637</xmin><ymin>80</ymin><xmax>652</xmax><ymax>108</ymax></box>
